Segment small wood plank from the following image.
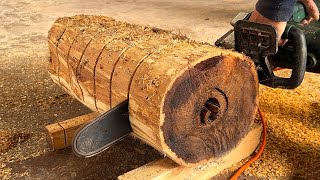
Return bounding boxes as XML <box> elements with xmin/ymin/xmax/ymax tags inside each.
<box><xmin>58</xmin><ymin>112</ymin><xmax>99</xmax><ymax>146</ymax></box>
<box><xmin>118</xmin><ymin>123</ymin><xmax>262</xmax><ymax>180</ymax></box>
<box><xmin>45</xmin><ymin>123</ymin><xmax>65</xmax><ymax>150</ymax></box>
<box><xmin>45</xmin><ymin>112</ymin><xmax>99</xmax><ymax>150</ymax></box>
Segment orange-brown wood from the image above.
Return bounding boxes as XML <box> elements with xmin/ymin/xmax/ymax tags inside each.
<box><xmin>48</xmin><ymin>22</ymin><xmax>65</xmax><ymax>79</ymax></box>
<box><xmin>45</xmin><ymin>112</ymin><xmax>99</xmax><ymax>150</ymax></box>
<box><xmin>59</xmin><ymin>112</ymin><xmax>99</xmax><ymax>146</ymax></box>
<box><xmin>45</xmin><ymin>123</ymin><xmax>65</xmax><ymax>150</ymax></box>
<box><xmin>118</xmin><ymin>123</ymin><xmax>262</xmax><ymax>180</ymax></box>
<box><xmin>48</xmin><ymin>15</ymin><xmax>259</xmax><ymax>166</ymax></box>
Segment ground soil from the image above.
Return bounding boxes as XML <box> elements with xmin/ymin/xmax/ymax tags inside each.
<box><xmin>0</xmin><ymin>0</ymin><xmax>319</xmax><ymax>179</ymax></box>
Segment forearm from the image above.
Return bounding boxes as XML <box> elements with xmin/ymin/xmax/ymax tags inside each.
<box><xmin>256</xmin><ymin>0</ymin><xmax>297</xmax><ymax>21</ymax></box>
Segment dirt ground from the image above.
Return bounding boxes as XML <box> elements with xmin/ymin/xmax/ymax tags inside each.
<box><xmin>0</xmin><ymin>0</ymin><xmax>319</xmax><ymax>179</ymax></box>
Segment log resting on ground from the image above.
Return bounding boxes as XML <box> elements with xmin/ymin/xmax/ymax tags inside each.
<box><xmin>48</xmin><ymin>15</ymin><xmax>259</xmax><ymax>166</ymax></box>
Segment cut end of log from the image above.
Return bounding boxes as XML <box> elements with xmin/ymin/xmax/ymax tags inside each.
<box><xmin>160</xmin><ymin>55</ymin><xmax>258</xmax><ymax>165</ymax></box>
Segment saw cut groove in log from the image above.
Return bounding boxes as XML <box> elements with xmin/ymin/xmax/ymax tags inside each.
<box><xmin>48</xmin><ymin>15</ymin><xmax>259</xmax><ymax>166</ymax></box>
<box><xmin>92</xmin><ymin>36</ymin><xmax>115</xmax><ymax>111</ymax></box>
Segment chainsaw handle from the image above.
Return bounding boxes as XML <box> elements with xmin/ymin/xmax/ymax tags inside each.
<box><xmin>271</xmin><ymin>25</ymin><xmax>307</xmax><ymax>89</ymax></box>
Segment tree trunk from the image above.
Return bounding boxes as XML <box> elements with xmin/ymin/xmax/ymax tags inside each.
<box><xmin>48</xmin><ymin>15</ymin><xmax>259</xmax><ymax>166</ymax></box>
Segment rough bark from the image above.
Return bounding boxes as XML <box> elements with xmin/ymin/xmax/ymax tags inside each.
<box><xmin>48</xmin><ymin>15</ymin><xmax>259</xmax><ymax>166</ymax></box>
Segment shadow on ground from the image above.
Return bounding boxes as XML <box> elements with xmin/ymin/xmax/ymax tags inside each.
<box><xmin>8</xmin><ymin>137</ymin><xmax>161</xmax><ymax>179</ymax></box>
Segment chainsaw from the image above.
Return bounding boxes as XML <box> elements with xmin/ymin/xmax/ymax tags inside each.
<box><xmin>72</xmin><ymin>1</ymin><xmax>320</xmax><ymax>157</ymax></box>
<box><xmin>216</xmin><ymin>1</ymin><xmax>320</xmax><ymax>89</ymax></box>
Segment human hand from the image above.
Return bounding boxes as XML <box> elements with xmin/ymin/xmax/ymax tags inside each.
<box><xmin>249</xmin><ymin>10</ymin><xmax>288</xmax><ymax>46</ymax></box>
<box><xmin>299</xmin><ymin>0</ymin><xmax>319</xmax><ymax>25</ymax></box>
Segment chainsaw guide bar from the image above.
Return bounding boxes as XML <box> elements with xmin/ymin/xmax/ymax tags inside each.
<box><xmin>72</xmin><ymin>100</ymin><xmax>132</xmax><ymax>157</ymax></box>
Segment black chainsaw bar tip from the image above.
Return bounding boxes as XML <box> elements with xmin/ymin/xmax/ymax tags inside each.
<box><xmin>72</xmin><ymin>100</ymin><xmax>132</xmax><ymax>157</ymax></box>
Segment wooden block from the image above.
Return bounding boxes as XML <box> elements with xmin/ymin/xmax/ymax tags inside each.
<box><xmin>45</xmin><ymin>112</ymin><xmax>99</xmax><ymax>150</ymax></box>
<box><xmin>59</xmin><ymin>112</ymin><xmax>99</xmax><ymax>146</ymax></box>
<box><xmin>118</xmin><ymin>123</ymin><xmax>262</xmax><ymax>180</ymax></box>
<box><xmin>45</xmin><ymin>123</ymin><xmax>65</xmax><ymax>150</ymax></box>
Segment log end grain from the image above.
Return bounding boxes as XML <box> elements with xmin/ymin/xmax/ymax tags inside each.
<box><xmin>160</xmin><ymin>54</ymin><xmax>258</xmax><ymax>166</ymax></box>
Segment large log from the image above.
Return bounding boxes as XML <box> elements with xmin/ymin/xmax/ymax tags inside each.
<box><xmin>48</xmin><ymin>15</ymin><xmax>259</xmax><ymax>166</ymax></box>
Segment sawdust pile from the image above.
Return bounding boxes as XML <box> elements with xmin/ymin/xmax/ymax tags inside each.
<box><xmin>244</xmin><ymin>70</ymin><xmax>320</xmax><ymax>179</ymax></box>
<box><xmin>0</xmin><ymin>167</ymin><xmax>12</xmax><ymax>180</ymax></box>
<box><xmin>0</xmin><ymin>130</ymin><xmax>31</xmax><ymax>153</ymax></box>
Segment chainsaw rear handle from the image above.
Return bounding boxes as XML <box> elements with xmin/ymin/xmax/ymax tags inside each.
<box><xmin>271</xmin><ymin>25</ymin><xmax>307</xmax><ymax>89</ymax></box>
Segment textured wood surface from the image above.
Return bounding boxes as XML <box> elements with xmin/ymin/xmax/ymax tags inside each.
<box><xmin>45</xmin><ymin>123</ymin><xmax>65</xmax><ymax>150</ymax></box>
<box><xmin>45</xmin><ymin>112</ymin><xmax>99</xmax><ymax>150</ymax></box>
<box><xmin>48</xmin><ymin>15</ymin><xmax>259</xmax><ymax>166</ymax></box>
<box><xmin>118</xmin><ymin>123</ymin><xmax>262</xmax><ymax>180</ymax></box>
